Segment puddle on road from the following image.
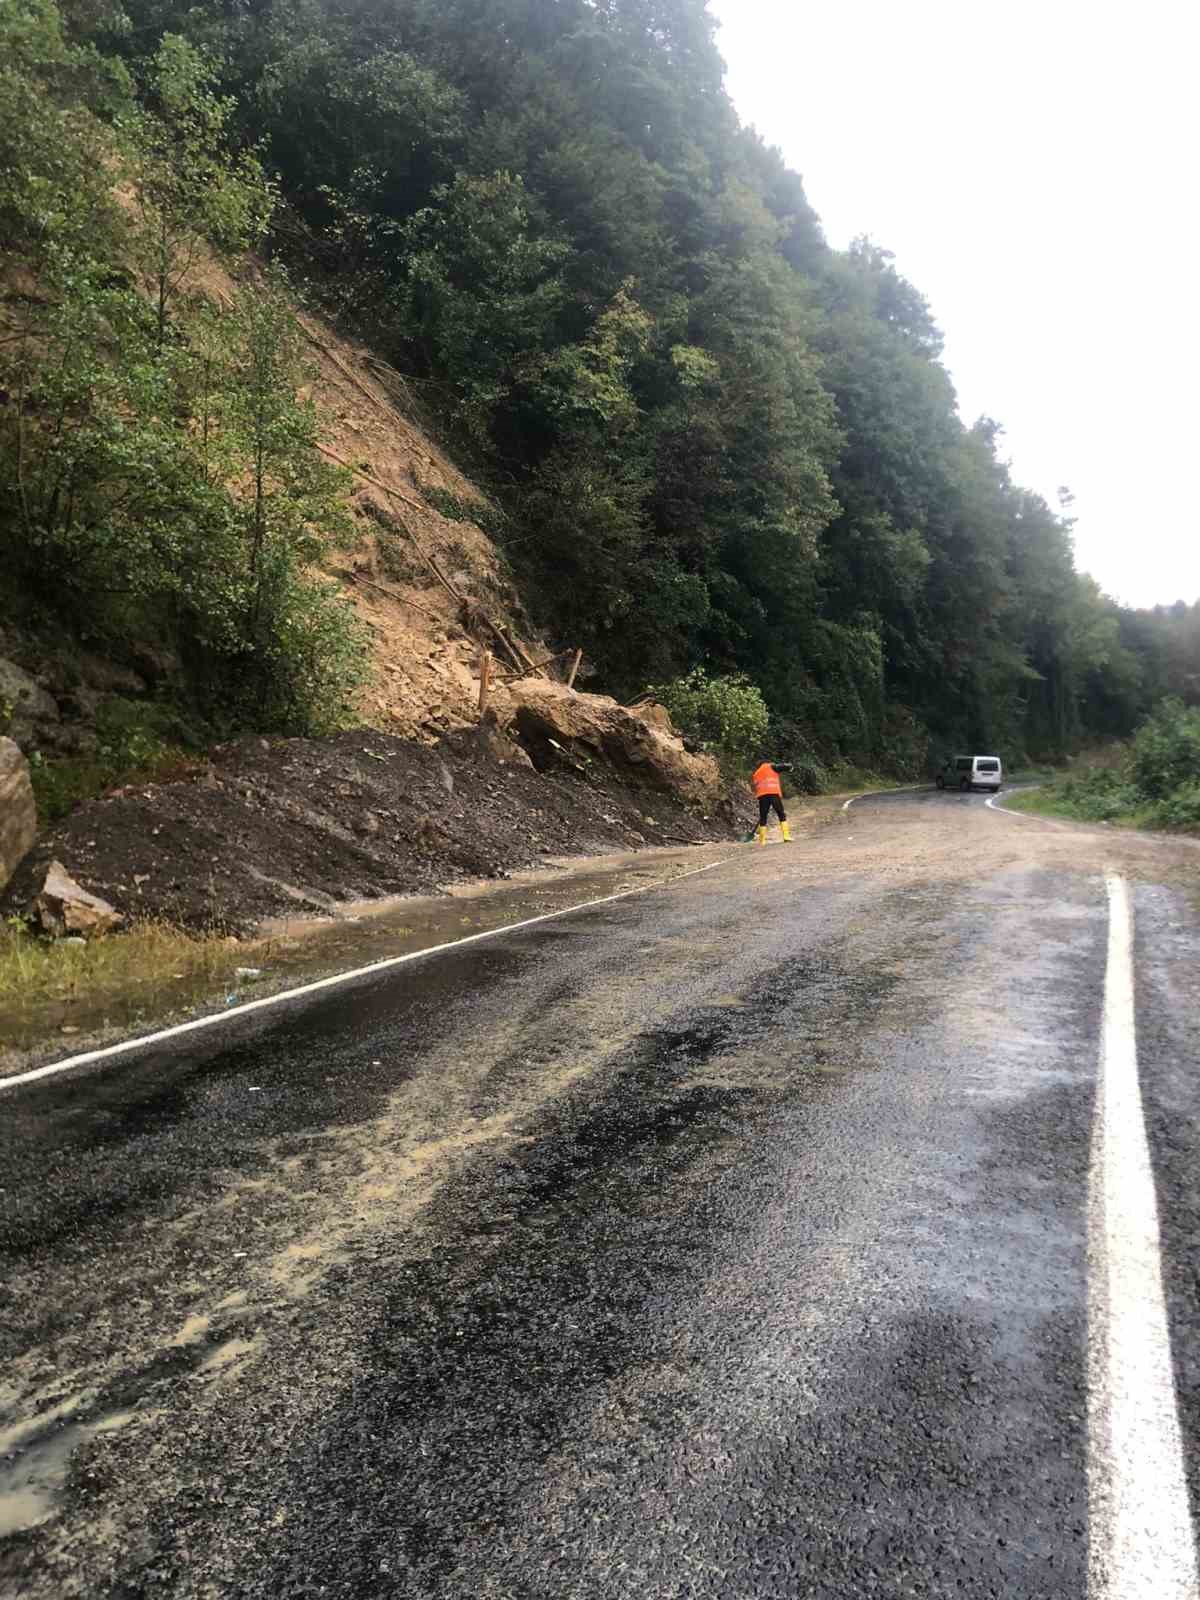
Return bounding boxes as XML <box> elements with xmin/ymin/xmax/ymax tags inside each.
<box><xmin>2</xmin><ymin>846</ymin><xmax>735</xmax><ymax>1069</ymax></box>
<box><xmin>0</xmin><ymin>1399</ymin><xmax>155</xmax><ymax>1537</ymax></box>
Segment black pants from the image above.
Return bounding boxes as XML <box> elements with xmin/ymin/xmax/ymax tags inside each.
<box><xmin>758</xmin><ymin>794</ymin><xmax>787</xmax><ymax>825</ymax></box>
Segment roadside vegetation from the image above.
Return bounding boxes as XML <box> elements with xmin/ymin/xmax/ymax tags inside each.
<box><xmin>19</xmin><ymin>700</ymin><xmax>203</xmax><ymax>820</ymax></box>
<box><xmin>0</xmin><ymin>0</ymin><xmax>367</xmax><ymax>772</ymax></box>
<box><xmin>1005</xmin><ymin>702</ymin><xmax>1200</xmax><ymax>834</ymax></box>
<box><xmin>0</xmin><ymin>915</ymin><xmax>263</xmax><ymax>1036</ymax></box>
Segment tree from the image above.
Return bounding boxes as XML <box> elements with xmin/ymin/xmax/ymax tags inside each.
<box><xmin>130</xmin><ymin>34</ymin><xmax>271</xmax><ymax>349</ymax></box>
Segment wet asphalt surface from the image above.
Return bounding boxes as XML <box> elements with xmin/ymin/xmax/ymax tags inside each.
<box><xmin>2</xmin><ymin>789</ymin><xmax>1199</xmax><ymax>1598</ymax></box>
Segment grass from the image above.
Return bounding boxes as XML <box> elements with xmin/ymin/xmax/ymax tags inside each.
<box><xmin>1002</xmin><ymin>779</ymin><xmax>1200</xmax><ymax>835</ymax></box>
<box><xmin>1000</xmin><ymin>786</ymin><xmax>1116</xmax><ymax>822</ymax></box>
<box><xmin>28</xmin><ymin>745</ymin><xmax>203</xmax><ymax>822</ymax></box>
<box><xmin>1004</xmin><ymin>763</ymin><xmax>1062</xmax><ymax>784</ymax></box>
<box><xmin>0</xmin><ymin>918</ymin><xmax>268</xmax><ymax>1033</ymax></box>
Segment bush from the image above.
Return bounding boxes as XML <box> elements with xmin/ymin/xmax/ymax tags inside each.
<box><xmin>1054</xmin><ymin>770</ymin><xmax>1142</xmax><ymax>822</ymax></box>
<box><xmin>1129</xmin><ymin>700</ymin><xmax>1200</xmax><ymax>800</ymax></box>
<box><xmin>1144</xmin><ymin>782</ymin><xmax>1200</xmax><ymax>832</ymax></box>
<box><xmin>28</xmin><ymin>700</ymin><xmax>201</xmax><ymax>821</ymax></box>
<box><xmin>653</xmin><ymin>668</ymin><xmax>770</xmax><ymax>772</ymax></box>
<box><xmin>764</xmin><ymin>718</ymin><xmax>829</xmax><ymax>794</ymax></box>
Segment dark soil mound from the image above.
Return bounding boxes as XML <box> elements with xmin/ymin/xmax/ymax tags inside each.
<box><xmin>5</xmin><ymin>730</ymin><xmax>738</xmax><ymax>933</ymax></box>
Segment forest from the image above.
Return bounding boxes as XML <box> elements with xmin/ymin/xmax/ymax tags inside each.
<box><xmin>2</xmin><ymin>0</ymin><xmax>1196</xmax><ymax>780</ymax></box>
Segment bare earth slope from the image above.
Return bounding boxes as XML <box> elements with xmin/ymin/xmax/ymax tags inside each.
<box><xmin>190</xmin><ymin>253</ymin><xmax>537</xmax><ymax>741</ymax></box>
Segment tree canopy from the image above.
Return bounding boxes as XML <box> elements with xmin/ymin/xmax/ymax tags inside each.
<box><xmin>3</xmin><ymin>0</ymin><xmax>1194</xmax><ymax>766</ymax></box>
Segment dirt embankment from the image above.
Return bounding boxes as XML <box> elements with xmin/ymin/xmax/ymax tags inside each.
<box><xmin>3</xmin><ymin>730</ymin><xmax>738</xmax><ymax>935</ymax></box>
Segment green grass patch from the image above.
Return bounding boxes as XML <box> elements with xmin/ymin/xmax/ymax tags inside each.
<box><xmin>1004</xmin><ymin>777</ymin><xmax>1200</xmax><ymax>834</ymax></box>
<box><xmin>0</xmin><ymin>919</ymin><xmax>260</xmax><ymax>1018</ymax></box>
<box><xmin>1004</xmin><ymin>764</ymin><xmax>1062</xmax><ymax>784</ymax></box>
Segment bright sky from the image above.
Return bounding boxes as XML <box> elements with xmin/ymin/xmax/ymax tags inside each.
<box><xmin>710</xmin><ymin>0</ymin><xmax>1199</xmax><ymax>609</ymax></box>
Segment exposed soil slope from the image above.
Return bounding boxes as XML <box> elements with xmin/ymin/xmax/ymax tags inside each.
<box><xmin>195</xmin><ymin>251</ymin><xmax>545</xmax><ymax>740</ymax></box>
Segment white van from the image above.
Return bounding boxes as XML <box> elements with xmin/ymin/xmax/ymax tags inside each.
<box><xmin>935</xmin><ymin>754</ymin><xmax>1003</xmax><ymax>792</ymax></box>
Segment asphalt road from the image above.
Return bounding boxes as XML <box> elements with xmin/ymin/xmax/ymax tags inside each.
<box><xmin>2</xmin><ymin>789</ymin><xmax>1199</xmax><ymax>1598</ymax></box>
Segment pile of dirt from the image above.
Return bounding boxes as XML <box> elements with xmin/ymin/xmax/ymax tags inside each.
<box><xmin>3</xmin><ymin>731</ymin><xmax>739</xmax><ymax>934</ymax></box>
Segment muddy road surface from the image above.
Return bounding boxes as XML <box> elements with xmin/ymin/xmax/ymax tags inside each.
<box><xmin>3</xmin><ymin>790</ymin><xmax>1199</xmax><ymax>1598</ymax></box>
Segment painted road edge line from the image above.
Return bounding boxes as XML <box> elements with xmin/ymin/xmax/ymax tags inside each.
<box><xmin>841</xmin><ymin>786</ymin><xmax>919</xmax><ymax>812</ymax></box>
<box><xmin>985</xmin><ymin>793</ymin><xmax>1051</xmax><ymax>821</ymax></box>
<box><xmin>1088</xmin><ymin>874</ymin><xmax>1199</xmax><ymax>1599</ymax></box>
<box><xmin>0</xmin><ymin>858</ymin><xmax>732</xmax><ymax>1094</ymax></box>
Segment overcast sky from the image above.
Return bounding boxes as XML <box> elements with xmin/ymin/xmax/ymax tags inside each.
<box><xmin>709</xmin><ymin>0</ymin><xmax>1198</xmax><ymax>609</ymax></box>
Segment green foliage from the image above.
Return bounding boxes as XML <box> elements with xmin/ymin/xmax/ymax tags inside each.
<box><xmin>0</xmin><ymin>0</ymin><xmax>366</xmax><ymax>742</ymax></box>
<box><xmin>1128</xmin><ymin>699</ymin><xmax>1200</xmax><ymax>800</ymax></box>
<box><xmin>1144</xmin><ymin>783</ymin><xmax>1200</xmax><ymax>831</ymax></box>
<box><xmin>653</xmin><ymin>668</ymin><xmax>770</xmax><ymax>770</ymax></box>
<box><xmin>130</xmin><ymin>34</ymin><xmax>272</xmax><ymax>345</ymax></box>
<box><xmin>394</xmin><ymin>171</ymin><xmax>570</xmax><ymax>440</ymax></box>
<box><xmin>1013</xmin><ymin>702</ymin><xmax>1200</xmax><ymax>833</ymax></box>
<box><xmin>6</xmin><ymin>0</ymin><xmax>1195</xmax><ymax>782</ymax></box>
<box><xmin>28</xmin><ymin>700</ymin><xmax>198</xmax><ymax>820</ymax></box>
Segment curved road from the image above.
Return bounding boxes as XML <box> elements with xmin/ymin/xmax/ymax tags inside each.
<box><xmin>2</xmin><ymin>789</ymin><xmax>1199</xmax><ymax>1597</ymax></box>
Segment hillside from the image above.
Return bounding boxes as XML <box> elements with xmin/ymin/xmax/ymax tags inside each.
<box><xmin>3</xmin><ymin>0</ymin><xmax>1198</xmax><ymax>837</ymax></box>
<box><xmin>269</xmin><ymin>303</ymin><xmax>537</xmax><ymax>741</ymax></box>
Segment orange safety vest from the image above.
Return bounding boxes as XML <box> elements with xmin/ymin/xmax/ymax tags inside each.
<box><xmin>751</xmin><ymin>763</ymin><xmax>782</xmax><ymax>798</ymax></box>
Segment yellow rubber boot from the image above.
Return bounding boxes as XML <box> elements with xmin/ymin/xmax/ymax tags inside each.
<box><xmin>756</xmin><ymin>826</ymin><xmax>768</xmax><ymax>846</ymax></box>
<box><xmin>781</xmin><ymin>820</ymin><xmax>792</xmax><ymax>843</ymax></box>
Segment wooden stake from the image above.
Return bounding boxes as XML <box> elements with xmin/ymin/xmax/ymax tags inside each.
<box><xmin>478</xmin><ymin>648</ymin><xmax>492</xmax><ymax>719</ymax></box>
<box><xmin>567</xmin><ymin>648</ymin><xmax>583</xmax><ymax>689</ymax></box>
<box><xmin>499</xmin><ymin>647</ymin><xmax>575</xmax><ymax>683</ymax></box>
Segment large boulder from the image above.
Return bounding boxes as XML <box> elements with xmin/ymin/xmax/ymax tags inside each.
<box><xmin>0</xmin><ymin>737</ymin><xmax>37</xmax><ymax>894</ymax></box>
<box><xmin>31</xmin><ymin>860</ymin><xmax>124</xmax><ymax>938</ymax></box>
<box><xmin>625</xmin><ymin>697</ymin><xmax>677</xmax><ymax>739</ymax></box>
<box><xmin>511</xmin><ymin>680</ymin><xmax>720</xmax><ymax>803</ymax></box>
<box><xmin>0</xmin><ymin>657</ymin><xmax>59</xmax><ymax>751</ymax></box>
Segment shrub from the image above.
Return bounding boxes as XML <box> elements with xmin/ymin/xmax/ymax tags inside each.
<box><xmin>1144</xmin><ymin>782</ymin><xmax>1200</xmax><ymax>832</ymax></box>
<box><xmin>1129</xmin><ymin>700</ymin><xmax>1200</xmax><ymax>800</ymax></box>
<box><xmin>653</xmin><ymin>668</ymin><xmax>770</xmax><ymax>772</ymax></box>
<box><xmin>1041</xmin><ymin>765</ymin><xmax>1137</xmax><ymax>822</ymax></box>
<box><xmin>28</xmin><ymin>700</ymin><xmax>201</xmax><ymax>820</ymax></box>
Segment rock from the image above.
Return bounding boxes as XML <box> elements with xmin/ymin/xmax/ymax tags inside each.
<box><xmin>477</xmin><ymin>713</ymin><xmax>535</xmax><ymax>769</ymax></box>
<box><xmin>128</xmin><ymin>642</ymin><xmax>181</xmax><ymax>686</ymax></box>
<box><xmin>78</xmin><ymin>654</ymin><xmax>147</xmax><ymax>698</ymax></box>
<box><xmin>627</xmin><ymin>699</ymin><xmax>679</xmax><ymax>739</ymax></box>
<box><xmin>510</xmin><ymin>680</ymin><xmax>721</xmax><ymax>803</ymax></box>
<box><xmin>54</xmin><ymin>685</ymin><xmax>104</xmax><ymax>722</ymax></box>
<box><xmin>30</xmin><ymin>860</ymin><xmax>124</xmax><ymax>938</ymax></box>
<box><xmin>0</xmin><ymin>738</ymin><xmax>38</xmax><ymax>894</ymax></box>
<box><xmin>0</xmin><ymin>657</ymin><xmax>60</xmax><ymax>750</ymax></box>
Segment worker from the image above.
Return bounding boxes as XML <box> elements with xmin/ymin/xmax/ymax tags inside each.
<box><xmin>751</xmin><ymin>760</ymin><xmax>792</xmax><ymax>845</ymax></box>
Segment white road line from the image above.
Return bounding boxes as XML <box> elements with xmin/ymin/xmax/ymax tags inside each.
<box><xmin>841</xmin><ymin>786</ymin><xmax>920</xmax><ymax>812</ymax></box>
<box><xmin>0</xmin><ymin>858</ymin><xmax>731</xmax><ymax>1095</ymax></box>
<box><xmin>1088</xmin><ymin>875</ymin><xmax>1199</xmax><ymax>1599</ymax></box>
<box><xmin>985</xmin><ymin>792</ymin><xmax>1047</xmax><ymax>820</ymax></box>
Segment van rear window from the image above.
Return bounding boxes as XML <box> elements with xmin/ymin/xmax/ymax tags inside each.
<box><xmin>976</xmin><ymin>760</ymin><xmax>999</xmax><ymax>772</ymax></box>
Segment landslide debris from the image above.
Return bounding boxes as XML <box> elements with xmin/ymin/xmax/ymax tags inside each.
<box><xmin>3</xmin><ymin>730</ymin><xmax>737</xmax><ymax>935</ymax></box>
